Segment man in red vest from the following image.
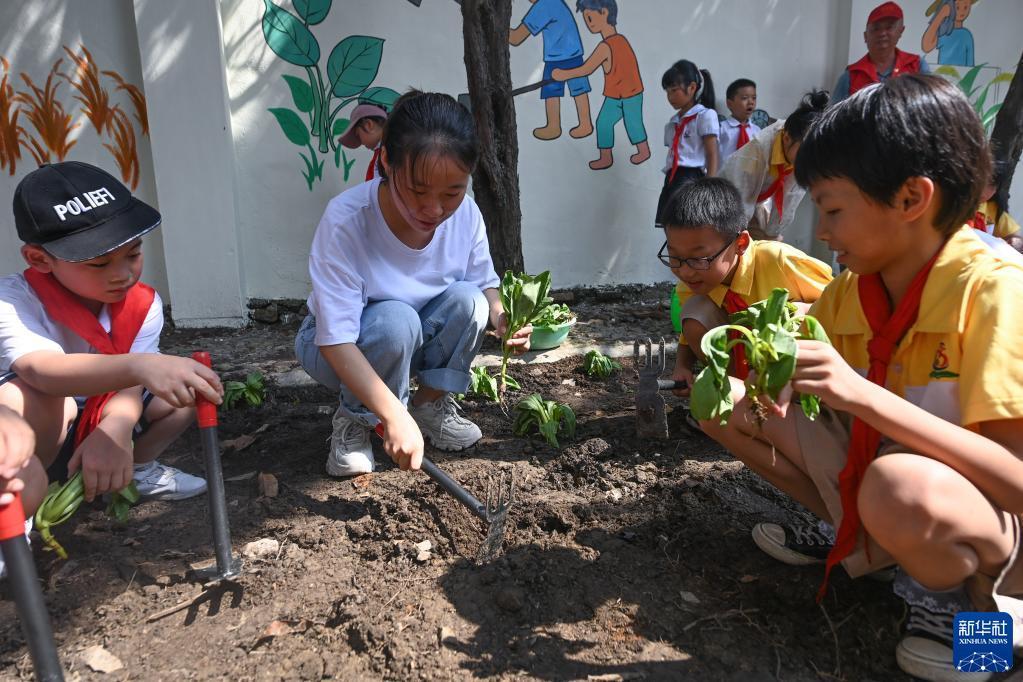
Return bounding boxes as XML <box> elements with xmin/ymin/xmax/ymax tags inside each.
<box><xmin>831</xmin><ymin>1</ymin><xmax>929</xmax><ymax>104</ymax></box>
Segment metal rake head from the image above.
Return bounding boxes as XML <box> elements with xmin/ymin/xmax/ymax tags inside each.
<box><xmin>633</xmin><ymin>337</ymin><xmax>667</xmax><ymax>379</ymax></box>
<box><xmin>476</xmin><ymin>469</ymin><xmax>515</xmax><ymax>563</ymax></box>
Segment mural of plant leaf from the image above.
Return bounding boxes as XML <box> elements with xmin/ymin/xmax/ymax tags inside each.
<box><xmin>293</xmin><ymin>0</ymin><xmax>331</xmax><ymax>25</ymax></box>
<box><xmin>61</xmin><ymin>45</ymin><xmax>111</xmax><ymax>136</ymax></box>
<box><xmin>16</xmin><ymin>59</ymin><xmax>79</xmax><ymax>161</ymax></box>
<box><xmin>102</xmin><ymin>69</ymin><xmax>149</xmax><ymax>136</ymax></box>
<box><xmin>331</xmin><ymin>117</ymin><xmax>349</xmax><ymax>137</ymax></box>
<box><xmin>326</xmin><ymin>36</ymin><xmax>384</xmax><ymax>98</ymax></box>
<box><xmin>0</xmin><ymin>55</ymin><xmax>26</xmax><ymax>175</ymax></box>
<box><xmin>261</xmin><ymin>0</ymin><xmax>320</xmax><ymax>67</ymax></box>
<box><xmin>982</xmin><ymin>103</ymin><xmax>1002</xmax><ymax>130</ymax></box>
<box><xmin>282</xmin><ymin>74</ymin><xmax>314</xmax><ymax>112</ymax></box>
<box><xmin>958</xmin><ymin>63</ymin><xmax>986</xmax><ymax>97</ymax></box>
<box><xmin>269</xmin><ymin>107</ymin><xmax>310</xmax><ymax>146</ymax></box>
<box><xmin>935</xmin><ymin>65</ymin><xmax>960</xmax><ymax>78</ymax></box>
<box><xmin>102</xmin><ymin>105</ymin><xmax>139</xmax><ymax>190</ymax></box>
<box><xmin>358</xmin><ymin>86</ymin><xmax>400</xmax><ymax>111</ymax></box>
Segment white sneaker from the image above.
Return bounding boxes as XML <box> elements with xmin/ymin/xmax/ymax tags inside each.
<box><xmin>326</xmin><ymin>408</ymin><xmax>374</xmax><ymax>477</ymax></box>
<box><xmin>133</xmin><ymin>461</ymin><xmax>207</xmax><ymax>500</ymax></box>
<box><xmin>409</xmin><ymin>394</ymin><xmax>482</xmax><ymax>451</ymax></box>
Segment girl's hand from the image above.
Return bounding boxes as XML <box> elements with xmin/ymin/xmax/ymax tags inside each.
<box><xmin>492</xmin><ymin>311</ymin><xmax>531</xmax><ymax>355</ymax></box>
<box><xmin>789</xmin><ymin>340</ymin><xmax>868</xmax><ymax>413</ymax></box>
<box><xmin>379</xmin><ymin>411</ymin><xmax>424</xmax><ymax>471</ymax></box>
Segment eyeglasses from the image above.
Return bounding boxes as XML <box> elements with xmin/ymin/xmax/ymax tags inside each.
<box><xmin>657</xmin><ymin>238</ymin><xmax>735</xmax><ymax>271</ymax></box>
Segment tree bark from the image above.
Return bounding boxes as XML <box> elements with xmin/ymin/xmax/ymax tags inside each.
<box><xmin>461</xmin><ymin>0</ymin><xmax>524</xmax><ymax>275</ymax></box>
<box><xmin>990</xmin><ymin>50</ymin><xmax>1023</xmax><ymax>217</ymax></box>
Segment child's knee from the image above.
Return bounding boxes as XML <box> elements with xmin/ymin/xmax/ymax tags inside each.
<box><xmin>859</xmin><ymin>454</ymin><xmax>947</xmax><ymax>543</ymax></box>
<box><xmin>18</xmin><ymin>456</ymin><xmax>48</xmax><ymax>517</ymax></box>
<box><xmin>144</xmin><ymin>398</ymin><xmax>194</xmax><ymax>432</ymax></box>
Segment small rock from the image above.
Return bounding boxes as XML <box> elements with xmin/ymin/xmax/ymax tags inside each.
<box><xmin>680</xmin><ymin>590</ymin><xmax>701</xmax><ymax>604</ymax></box>
<box><xmin>415</xmin><ymin>540</ymin><xmax>433</xmax><ymax>553</ymax></box>
<box><xmin>82</xmin><ymin>645</ymin><xmax>123</xmax><ymax>673</ymax></box>
<box><xmin>258</xmin><ymin>472</ymin><xmax>279</xmax><ymax>498</ymax></box>
<box><xmin>276</xmin><ymin>368</ymin><xmax>317</xmax><ymax>388</ymax></box>
<box><xmin>415</xmin><ymin>550</ymin><xmax>432</xmax><ymax>563</ymax></box>
<box><xmin>561</xmin><ymin>378</ymin><xmax>576</xmax><ymax>386</ymax></box>
<box><xmin>142</xmin><ymin>584</ymin><xmax>161</xmax><ymax>596</ymax></box>
<box><xmin>250</xmin><ymin>303</ymin><xmax>279</xmax><ymax>324</ymax></box>
<box><xmin>155</xmin><ymin>575</ymin><xmax>172</xmax><ymax>586</ymax></box>
<box><xmin>528</xmin><ymin>368</ymin><xmax>544</xmax><ymax>377</ymax></box>
<box><xmin>607</xmin><ymin>488</ymin><xmax>623</xmax><ymax>503</ymax></box>
<box><xmin>495</xmin><ymin>587</ymin><xmax>524</xmax><ymax>612</ymax></box>
<box><xmin>438</xmin><ymin>626</ymin><xmax>456</xmax><ymax>646</ymax></box>
<box><xmin>242</xmin><ymin>538</ymin><xmax>280</xmax><ymax>559</ymax></box>
<box><xmin>740</xmin><ymin>574</ymin><xmax>758</xmax><ymax>584</ymax></box>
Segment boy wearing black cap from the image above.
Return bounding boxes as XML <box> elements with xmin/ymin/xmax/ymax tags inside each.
<box><xmin>0</xmin><ymin>162</ymin><xmax>223</xmax><ymax>518</ymax></box>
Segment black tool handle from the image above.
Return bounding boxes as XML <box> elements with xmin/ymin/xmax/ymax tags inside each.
<box><xmin>511</xmin><ymin>79</ymin><xmax>554</xmax><ymax>97</ymax></box>
<box><xmin>0</xmin><ymin>494</ymin><xmax>64</xmax><ymax>681</ymax></box>
<box><xmin>420</xmin><ymin>458</ymin><xmax>488</xmax><ymax>521</ymax></box>
<box><xmin>657</xmin><ymin>379</ymin><xmax>688</xmax><ymax>391</ymax></box>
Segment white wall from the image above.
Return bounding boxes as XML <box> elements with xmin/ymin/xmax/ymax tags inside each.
<box><xmin>846</xmin><ymin>0</ymin><xmax>1023</xmax><ymax>216</ymax></box>
<box><xmin>0</xmin><ymin>0</ymin><xmax>168</xmax><ymax>298</ymax></box>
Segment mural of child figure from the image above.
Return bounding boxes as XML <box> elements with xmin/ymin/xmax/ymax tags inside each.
<box><xmin>509</xmin><ymin>0</ymin><xmax>594</xmax><ymax>141</ymax></box>
<box><xmin>922</xmin><ymin>0</ymin><xmax>978</xmax><ymax>67</ymax></box>
<box><xmin>551</xmin><ymin>0</ymin><xmax>649</xmax><ymax>170</ymax></box>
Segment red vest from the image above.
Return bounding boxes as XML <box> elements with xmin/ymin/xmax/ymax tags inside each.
<box><xmin>847</xmin><ymin>49</ymin><xmax>921</xmax><ymax>96</ymax></box>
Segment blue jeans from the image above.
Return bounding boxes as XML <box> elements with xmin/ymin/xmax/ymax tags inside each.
<box><xmin>294</xmin><ymin>281</ymin><xmax>489</xmax><ymax>426</ymax></box>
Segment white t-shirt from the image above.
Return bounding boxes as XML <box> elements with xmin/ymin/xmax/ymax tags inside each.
<box><xmin>0</xmin><ymin>273</ymin><xmax>163</xmax><ymax>372</ymax></box>
<box><xmin>307</xmin><ymin>178</ymin><xmax>500</xmax><ymax>347</ymax></box>
<box><xmin>717</xmin><ymin>116</ymin><xmax>762</xmax><ymax>166</ymax></box>
<box><xmin>662</xmin><ymin>104</ymin><xmax>720</xmax><ymax>173</ymax></box>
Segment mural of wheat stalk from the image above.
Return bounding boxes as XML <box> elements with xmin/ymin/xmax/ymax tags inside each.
<box><xmin>0</xmin><ymin>45</ymin><xmax>148</xmax><ymax>187</ymax></box>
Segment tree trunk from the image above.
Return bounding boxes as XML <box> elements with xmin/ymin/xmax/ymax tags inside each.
<box><xmin>990</xmin><ymin>50</ymin><xmax>1023</xmax><ymax>216</ymax></box>
<box><xmin>461</xmin><ymin>0</ymin><xmax>524</xmax><ymax>275</ymax></box>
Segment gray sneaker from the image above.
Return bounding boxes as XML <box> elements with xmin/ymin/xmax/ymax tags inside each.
<box><xmin>409</xmin><ymin>394</ymin><xmax>482</xmax><ymax>451</ymax></box>
<box><xmin>326</xmin><ymin>408</ymin><xmax>374</xmax><ymax>477</ymax></box>
<box><xmin>133</xmin><ymin>461</ymin><xmax>207</xmax><ymax>500</ymax></box>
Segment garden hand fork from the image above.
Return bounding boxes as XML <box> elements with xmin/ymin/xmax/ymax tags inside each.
<box><xmin>634</xmin><ymin>338</ymin><xmax>687</xmax><ymax>440</ymax></box>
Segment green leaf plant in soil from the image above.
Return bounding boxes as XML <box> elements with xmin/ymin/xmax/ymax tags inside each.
<box><xmin>690</xmin><ymin>288</ymin><xmax>831</xmax><ymax>428</ymax></box>
<box><xmin>466</xmin><ymin>365</ymin><xmax>518</xmax><ymax>403</ymax></box>
<box><xmin>498</xmin><ymin>270</ymin><xmax>553</xmax><ymax>394</ymax></box>
<box><xmin>34</xmin><ymin>473</ymin><xmax>140</xmax><ymax>559</ymax></box>
<box><xmin>582</xmin><ymin>349</ymin><xmax>621</xmax><ymax>379</ymax></box>
<box><xmin>513</xmin><ymin>393</ymin><xmax>576</xmax><ymax>449</ymax></box>
<box><xmin>224</xmin><ymin>372</ymin><xmax>266</xmax><ymax>409</ymax></box>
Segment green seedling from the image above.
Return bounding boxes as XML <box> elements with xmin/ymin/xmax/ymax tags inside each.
<box><xmin>225</xmin><ymin>372</ymin><xmax>266</xmax><ymax>409</ymax></box>
<box><xmin>34</xmin><ymin>473</ymin><xmax>140</xmax><ymax>559</ymax></box>
<box><xmin>533</xmin><ymin>302</ymin><xmax>574</xmax><ymax>328</ymax></box>
<box><xmin>690</xmin><ymin>288</ymin><xmax>831</xmax><ymax>427</ymax></box>
<box><xmin>582</xmin><ymin>349</ymin><xmax>621</xmax><ymax>379</ymax></box>
<box><xmin>498</xmin><ymin>270</ymin><xmax>553</xmax><ymax>393</ymax></box>
<box><xmin>466</xmin><ymin>366</ymin><xmax>519</xmax><ymax>403</ymax></box>
<box><xmin>513</xmin><ymin>393</ymin><xmax>576</xmax><ymax>449</ymax></box>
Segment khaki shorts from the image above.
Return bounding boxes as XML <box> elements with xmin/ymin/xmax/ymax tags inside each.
<box><xmin>794</xmin><ymin>404</ymin><xmax>1023</xmax><ymax>612</ymax></box>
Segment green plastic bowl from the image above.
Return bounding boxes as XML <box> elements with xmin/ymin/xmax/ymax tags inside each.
<box><xmin>529</xmin><ymin>318</ymin><xmax>576</xmax><ymax>350</ymax></box>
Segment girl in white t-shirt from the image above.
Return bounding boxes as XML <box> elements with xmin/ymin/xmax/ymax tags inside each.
<box><xmin>295</xmin><ymin>91</ymin><xmax>531</xmax><ymax>477</ymax></box>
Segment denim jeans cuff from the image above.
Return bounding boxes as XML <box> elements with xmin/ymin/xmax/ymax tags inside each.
<box><xmin>417</xmin><ymin>367</ymin><xmax>471</xmax><ymax>395</ymax></box>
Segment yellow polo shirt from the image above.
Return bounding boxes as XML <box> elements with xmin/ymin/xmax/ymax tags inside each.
<box><xmin>675</xmin><ymin>239</ymin><xmax>833</xmax><ymax>343</ymax></box>
<box><xmin>980</xmin><ymin>200</ymin><xmax>1020</xmax><ymax>239</ymax></box>
<box><xmin>766</xmin><ymin>130</ymin><xmax>792</xmax><ymax>184</ymax></box>
<box><xmin>809</xmin><ymin>227</ymin><xmax>1023</xmax><ymax>428</ymax></box>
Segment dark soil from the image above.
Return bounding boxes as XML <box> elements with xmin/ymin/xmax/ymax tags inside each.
<box><xmin>0</xmin><ymin>300</ymin><xmax>912</xmax><ymax>681</ymax></box>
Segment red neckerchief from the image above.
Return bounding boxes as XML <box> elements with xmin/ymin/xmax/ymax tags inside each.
<box><xmin>24</xmin><ymin>269</ymin><xmax>155</xmax><ymax>448</ymax></box>
<box><xmin>668</xmin><ymin>113</ymin><xmax>699</xmax><ymax>183</ymax></box>
<box><xmin>970</xmin><ymin>211</ymin><xmax>988</xmax><ymax>233</ymax></box>
<box><xmin>365</xmin><ymin>146</ymin><xmax>381</xmax><ymax>182</ymax></box>
<box><xmin>817</xmin><ymin>244</ymin><xmax>944</xmax><ymax>601</ymax></box>
<box><xmin>723</xmin><ymin>289</ymin><xmax>750</xmax><ymax>380</ymax></box>
<box><xmin>736</xmin><ymin>122</ymin><xmax>750</xmax><ymax>150</ymax></box>
<box><xmin>757</xmin><ymin>166</ymin><xmax>792</xmax><ymax>220</ymax></box>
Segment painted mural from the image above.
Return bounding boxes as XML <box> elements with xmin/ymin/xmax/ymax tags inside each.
<box><xmin>260</xmin><ymin>0</ymin><xmax>400</xmax><ymax>190</ymax></box>
<box><xmin>509</xmin><ymin>0</ymin><xmax>647</xmax><ymax>171</ymax></box>
<box><xmin>0</xmin><ymin>45</ymin><xmax>147</xmax><ymax>188</ymax></box>
<box><xmin>922</xmin><ymin>0</ymin><xmax>978</xmax><ymax>67</ymax></box>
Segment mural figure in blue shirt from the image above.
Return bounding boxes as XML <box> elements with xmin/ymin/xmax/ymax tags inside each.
<box><xmin>509</xmin><ymin>0</ymin><xmax>594</xmax><ymax>140</ymax></box>
<box><xmin>922</xmin><ymin>0</ymin><xmax>977</xmax><ymax>67</ymax></box>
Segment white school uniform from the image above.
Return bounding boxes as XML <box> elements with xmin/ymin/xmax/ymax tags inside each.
<box><xmin>662</xmin><ymin>104</ymin><xmax>720</xmax><ymax>174</ymax></box>
<box><xmin>717</xmin><ymin>116</ymin><xmax>761</xmax><ymax>166</ymax></box>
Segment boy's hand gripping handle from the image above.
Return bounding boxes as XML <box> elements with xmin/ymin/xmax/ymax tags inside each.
<box><xmin>192</xmin><ymin>351</ymin><xmax>218</xmax><ymax>428</ymax></box>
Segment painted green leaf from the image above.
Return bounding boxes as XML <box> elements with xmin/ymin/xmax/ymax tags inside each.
<box><xmin>935</xmin><ymin>65</ymin><xmax>960</xmax><ymax>78</ymax></box>
<box><xmin>269</xmin><ymin>107</ymin><xmax>311</xmax><ymax>146</ymax></box>
<box><xmin>982</xmin><ymin>103</ymin><xmax>1002</xmax><ymax>129</ymax></box>
<box><xmin>359</xmin><ymin>86</ymin><xmax>401</xmax><ymax>111</ymax></box>
<box><xmin>327</xmin><ymin>35</ymin><xmax>384</xmax><ymax>98</ymax></box>
<box><xmin>959</xmin><ymin>63</ymin><xmax>986</xmax><ymax>97</ymax></box>
<box><xmin>282</xmin><ymin>74</ymin><xmax>315</xmax><ymax>112</ymax></box>
<box><xmin>293</xmin><ymin>0</ymin><xmax>331</xmax><ymax>25</ymax></box>
<box><xmin>332</xmin><ymin>117</ymin><xmax>350</xmax><ymax>136</ymax></box>
<box><xmin>262</xmin><ymin>0</ymin><xmax>320</xmax><ymax>67</ymax></box>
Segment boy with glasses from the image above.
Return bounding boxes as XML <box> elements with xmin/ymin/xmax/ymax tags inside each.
<box><xmin>660</xmin><ymin>177</ymin><xmax>832</xmax><ymax>393</ymax></box>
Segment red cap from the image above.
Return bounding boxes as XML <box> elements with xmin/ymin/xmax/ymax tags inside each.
<box><xmin>867</xmin><ymin>1</ymin><xmax>903</xmax><ymax>25</ymax></box>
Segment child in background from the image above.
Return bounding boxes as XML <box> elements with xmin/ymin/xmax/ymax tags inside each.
<box><xmin>551</xmin><ymin>0</ymin><xmax>649</xmax><ymax>170</ymax></box>
<box><xmin>295</xmin><ymin>91</ymin><xmax>531</xmax><ymax>477</ymax></box>
<box><xmin>718</xmin><ymin>78</ymin><xmax>760</xmax><ymax>166</ymax></box>
<box><xmin>972</xmin><ymin>159</ymin><xmax>1023</xmax><ymax>253</ymax></box>
<box><xmin>660</xmin><ymin>177</ymin><xmax>832</xmax><ymax>393</ymax></box>
<box><xmin>340</xmin><ymin>104</ymin><xmax>388</xmax><ymax>182</ymax></box>
<box><xmin>0</xmin><ymin>162</ymin><xmax>222</xmax><ymax>512</ymax></box>
<box><xmin>701</xmin><ymin>74</ymin><xmax>1023</xmax><ymax>682</ymax></box>
<box><xmin>719</xmin><ymin>90</ymin><xmax>829</xmax><ymax>240</ymax></box>
<box><xmin>655</xmin><ymin>59</ymin><xmax>718</xmax><ymax>228</ymax></box>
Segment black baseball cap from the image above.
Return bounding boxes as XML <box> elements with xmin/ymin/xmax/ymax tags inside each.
<box><xmin>13</xmin><ymin>161</ymin><xmax>161</xmax><ymax>262</ymax></box>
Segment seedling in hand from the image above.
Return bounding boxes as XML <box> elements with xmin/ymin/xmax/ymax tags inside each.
<box><xmin>498</xmin><ymin>270</ymin><xmax>553</xmax><ymax>393</ymax></box>
<box><xmin>690</xmin><ymin>288</ymin><xmax>831</xmax><ymax>427</ymax></box>
<box><xmin>34</xmin><ymin>473</ymin><xmax>140</xmax><ymax>559</ymax></box>
<box><xmin>513</xmin><ymin>393</ymin><xmax>576</xmax><ymax>448</ymax></box>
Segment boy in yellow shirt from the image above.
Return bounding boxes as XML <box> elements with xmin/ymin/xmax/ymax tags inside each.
<box><xmin>658</xmin><ymin>177</ymin><xmax>832</xmax><ymax>391</ymax></box>
<box><xmin>699</xmin><ymin>74</ymin><xmax>1023</xmax><ymax>681</ymax></box>
<box><xmin>973</xmin><ymin>160</ymin><xmax>1022</xmax><ymax>253</ymax></box>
